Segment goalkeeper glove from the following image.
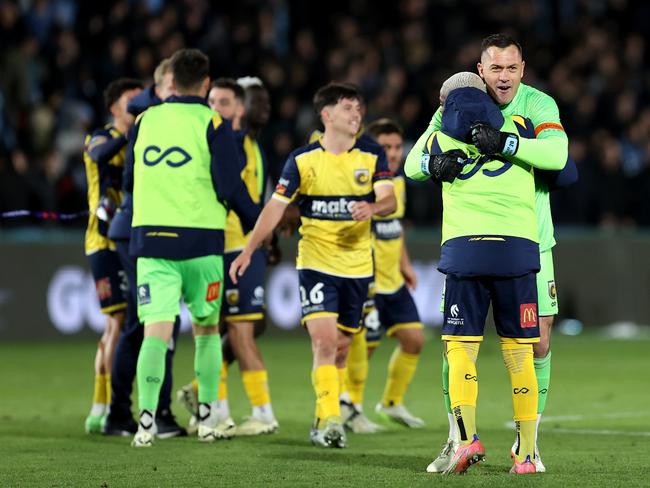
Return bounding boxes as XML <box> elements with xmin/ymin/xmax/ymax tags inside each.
<box><xmin>424</xmin><ymin>149</ymin><xmax>467</xmax><ymax>183</ymax></box>
<box><xmin>470</xmin><ymin>122</ymin><xmax>519</xmax><ymax>156</ymax></box>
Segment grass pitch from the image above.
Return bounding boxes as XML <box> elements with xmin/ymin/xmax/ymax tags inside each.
<box><xmin>1</xmin><ymin>330</ymin><xmax>648</xmax><ymax>487</ymax></box>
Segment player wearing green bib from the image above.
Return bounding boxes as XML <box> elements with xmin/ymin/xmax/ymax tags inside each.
<box><xmin>125</xmin><ymin>49</ymin><xmax>260</xmax><ymax>447</ymax></box>
<box><xmin>407</xmin><ymin>34</ymin><xmax>573</xmax><ymax>473</ymax></box>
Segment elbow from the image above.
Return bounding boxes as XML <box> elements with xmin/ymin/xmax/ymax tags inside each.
<box><xmin>376</xmin><ymin>195</ymin><xmax>397</xmax><ymax>217</ymax></box>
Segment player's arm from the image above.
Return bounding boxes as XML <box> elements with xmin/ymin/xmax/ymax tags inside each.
<box><xmin>471</xmin><ymin>94</ymin><xmax>568</xmax><ymax>170</ymax></box>
<box><xmin>87</xmin><ymin>130</ymin><xmax>128</xmax><ymax>167</ymax></box>
<box><xmin>229</xmin><ymin>152</ymin><xmax>301</xmax><ymax>282</ymax></box>
<box><xmin>208</xmin><ymin>115</ymin><xmax>260</xmax><ymax>232</ymax></box>
<box><xmin>405</xmin><ymin>130</ymin><xmax>466</xmax><ymax>183</ymax></box>
<box><xmin>400</xmin><ymin>239</ymin><xmax>417</xmax><ymax>290</ymax></box>
<box><xmin>121</xmin><ymin>121</ymin><xmax>141</xmax><ymax>194</ymax></box>
<box><xmin>536</xmin><ymin>155</ymin><xmax>579</xmax><ymax>191</ymax></box>
<box><xmin>353</xmin><ymin>148</ymin><xmax>396</xmax><ymax>220</ymax></box>
<box><xmin>404</xmin><ymin>107</ymin><xmax>443</xmax><ymax>181</ymax></box>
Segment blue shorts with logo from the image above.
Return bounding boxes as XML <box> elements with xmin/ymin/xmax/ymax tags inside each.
<box><xmin>366</xmin><ymin>285</ymin><xmax>422</xmax><ymax>345</ymax></box>
<box><xmin>87</xmin><ymin>249</ymin><xmax>127</xmax><ymax>314</ymax></box>
<box><xmin>299</xmin><ymin>268</ymin><xmax>371</xmax><ymax>334</ymax></box>
<box><xmin>441</xmin><ymin>272</ymin><xmax>540</xmax><ymax>343</ymax></box>
<box><xmin>223</xmin><ymin>249</ymin><xmax>266</xmax><ymax>322</ymax></box>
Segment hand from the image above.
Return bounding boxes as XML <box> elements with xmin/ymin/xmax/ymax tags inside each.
<box><xmin>350</xmin><ymin>201</ymin><xmax>375</xmax><ymax>221</ymax></box>
<box><xmin>228</xmin><ymin>250</ymin><xmax>252</xmax><ymax>285</ymax></box>
<box><xmin>428</xmin><ymin>149</ymin><xmax>466</xmax><ymax>183</ymax></box>
<box><xmin>401</xmin><ymin>264</ymin><xmax>418</xmax><ymax>290</ymax></box>
<box><xmin>470</xmin><ymin>122</ymin><xmax>519</xmax><ymax>156</ymax></box>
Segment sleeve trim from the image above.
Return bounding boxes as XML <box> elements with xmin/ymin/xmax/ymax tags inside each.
<box><xmin>535</xmin><ymin>122</ymin><xmax>564</xmax><ymax>136</ymax></box>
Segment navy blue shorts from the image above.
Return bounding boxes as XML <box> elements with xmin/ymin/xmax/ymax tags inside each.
<box><xmin>365</xmin><ymin>285</ymin><xmax>422</xmax><ymax>345</ymax></box>
<box><xmin>298</xmin><ymin>269</ymin><xmax>371</xmax><ymax>333</ymax></box>
<box><xmin>441</xmin><ymin>272</ymin><xmax>540</xmax><ymax>343</ymax></box>
<box><xmin>87</xmin><ymin>249</ymin><xmax>127</xmax><ymax>314</ymax></box>
<box><xmin>223</xmin><ymin>249</ymin><xmax>266</xmax><ymax>322</ymax></box>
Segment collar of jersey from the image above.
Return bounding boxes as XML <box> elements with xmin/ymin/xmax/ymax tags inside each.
<box><xmin>316</xmin><ymin>139</ymin><xmax>358</xmax><ymax>154</ymax></box>
<box><xmin>165</xmin><ymin>95</ymin><xmax>208</xmax><ymax>106</ymax></box>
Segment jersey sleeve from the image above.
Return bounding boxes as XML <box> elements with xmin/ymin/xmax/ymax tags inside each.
<box><xmin>405</xmin><ymin>107</ymin><xmax>442</xmax><ymax>181</ymax></box>
<box><xmin>372</xmin><ymin>147</ymin><xmax>393</xmax><ymax>188</ymax></box>
<box><xmin>87</xmin><ymin>128</ymin><xmax>126</xmax><ymax>167</ymax></box>
<box><xmin>272</xmin><ymin>153</ymin><xmax>301</xmax><ymax>204</ymax></box>
<box><xmin>207</xmin><ymin>114</ymin><xmax>260</xmax><ymax>232</ymax></box>
<box><xmin>512</xmin><ymin>93</ymin><xmax>568</xmax><ymax>171</ymax></box>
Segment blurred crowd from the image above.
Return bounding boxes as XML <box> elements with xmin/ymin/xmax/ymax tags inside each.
<box><xmin>1</xmin><ymin>0</ymin><xmax>649</xmax><ymax>228</ymax></box>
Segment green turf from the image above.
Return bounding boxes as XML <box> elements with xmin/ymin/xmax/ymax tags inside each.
<box><xmin>1</xmin><ymin>330</ymin><xmax>648</xmax><ymax>487</ymax></box>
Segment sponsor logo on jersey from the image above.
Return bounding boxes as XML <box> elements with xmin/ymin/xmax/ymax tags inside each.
<box><xmin>373</xmin><ymin>219</ymin><xmax>402</xmax><ymax>239</ymax></box>
<box><xmin>95</xmin><ymin>277</ymin><xmax>112</xmax><ymax>301</ymax></box>
<box><xmin>520</xmin><ymin>303</ymin><xmax>537</xmax><ymax>328</ymax></box>
<box><xmin>447</xmin><ymin>303</ymin><xmax>464</xmax><ymax>326</ymax></box>
<box><xmin>275</xmin><ymin>177</ymin><xmax>290</xmax><ymax>196</ymax></box>
<box><xmin>310</xmin><ymin>198</ymin><xmax>356</xmax><ymax>218</ymax></box>
<box><xmin>354</xmin><ymin>168</ymin><xmax>370</xmax><ymax>185</ymax></box>
<box><xmin>137</xmin><ymin>283</ymin><xmax>151</xmax><ymax>305</ymax></box>
<box><xmin>206</xmin><ymin>281</ymin><xmax>221</xmax><ymax>302</ymax></box>
<box><xmin>143</xmin><ymin>145</ymin><xmax>192</xmax><ymax>168</ymax></box>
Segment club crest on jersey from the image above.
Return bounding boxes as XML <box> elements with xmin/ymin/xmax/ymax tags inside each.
<box><xmin>226</xmin><ymin>289</ymin><xmax>240</xmax><ymax>306</ymax></box>
<box><xmin>354</xmin><ymin>168</ymin><xmax>370</xmax><ymax>185</ymax></box>
<box><xmin>548</xmin><ymin>280</ymin><xmax>556</xmax><ymax>300</ymax></box>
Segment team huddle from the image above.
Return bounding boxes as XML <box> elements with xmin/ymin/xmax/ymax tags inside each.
<box><xmin>82</xmin><ymin>33</ymin><xmax>576</xmax><ymax>475</ymax></box>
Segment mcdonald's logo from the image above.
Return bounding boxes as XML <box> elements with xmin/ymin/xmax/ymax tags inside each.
<box><xmin>520</xmin><ymin>303</ymin><xmax>537</xmax><ymax>328</ymax></box>
<box><xmin>206</xmin><ymin>281</ymin><xmax>222</xmax><ymax>302</ymax></box>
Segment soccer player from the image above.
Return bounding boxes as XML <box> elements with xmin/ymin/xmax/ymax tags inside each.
<box><xmin>407</xmin><ymin>34</ymin><xmax>571</xmax><ymax>473</ymax></box>
<box><xmin>104</xmin><ymin>58</ymin><xmax>185</xmax><ymax>438</ymax></box>
<box><xmin>406</xmin><ymin>72</ymin><xmax>566</xmax><ymax>474</ymax></box>
<box><xmin>82</xmin><ymin>78</ymin><xmax>143</xmax><ymax>434</ymax></box>
<box><xmin>229</xmin><ymin>82</ymin><xmax>396</xmax><ymax>448</ymax></box>
<box><xmin>126</xmin><ymin>48</ymin><xmax>259</xmax><ymax>447</ymax></box>
<box><xmin>342</xmin><ymin>119</ymin><xmax>425</xmax><ymax>433</ymax></box>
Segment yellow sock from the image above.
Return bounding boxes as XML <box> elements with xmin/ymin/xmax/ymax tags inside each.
<box><xmin>242</xmin><ymin>370</ymin><xmax>270</xmax><ymax>407</ymax></box>
<box><xmin>347</xmin><ymin>331</ymin><xmax>368</xmax><ymax>406</ymax></box>
<box><xmin>381</xmin><ymin>348</ymin><xmax>419</xmax><ymax>407</ymax></box>
<box><xmin>447</xmin><ymin>341</ymin><xmax>480</xmax><ymax>443</ymax></box>
<box><xmin>313</xmin><ymin>365</ymin><xmax>340</xmax><ymax>425</ymax></box>
<box><xmin>218</xmin><ymin>361</ymin><xmax>228</xmax><ymax>401</ymax></box>
<box><xmin>501</xmin><ymin>339</ymin><xmax>538</xmax><ymax>460</ymax></box>
<box><xmin>338</xmin><ymin>367</ymin><xmax>348</xmax><ymax>398</ymax></box>
<box><xmin>93</xmin><ymin>374</ymin><xmax>107</xmax><ymax>405</ymax></box>
<box><xmin>104</xmin><ymin>374</ymin><xmax>112</xmax><ymax>406</ymax></box>
<box><xmin>311</xmin><ymin>370</ymin><xmax>322</xmax><ymax>421</ymax></box>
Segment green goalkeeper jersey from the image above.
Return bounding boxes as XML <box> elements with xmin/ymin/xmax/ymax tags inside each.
<box><xmin>407</xmin><ymin>83</ymin><xmax>568</xmax><ymax>252</ymax></box>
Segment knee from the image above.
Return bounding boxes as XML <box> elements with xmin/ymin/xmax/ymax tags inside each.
<box><xmin>398</xmin><ymin>328</ymin><xmax>424</xmax><ymax>355</ymax></box>
<box><xmin>533</xmin><ymin>337</ymin><xmax>550</xmax><ymax>358</ymax></box>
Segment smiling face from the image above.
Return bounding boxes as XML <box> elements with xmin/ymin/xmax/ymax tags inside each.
<box><xmin>477</xmin><ymin>45</ymin><xmax>525</xmax><ymax>106</ymax></box>
<box><xmin>322</xmin><ymin>97</ymin><xmax>362</xmax><ymax>137</ymax></box>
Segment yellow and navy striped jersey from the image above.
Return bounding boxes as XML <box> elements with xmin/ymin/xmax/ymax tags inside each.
<box><xmin>273</xmin><ymin>139</ymin><xmax>393</xmax><ymax>278</ymax></box>
<box><xmin>83</xmin><ymin>125</ymin><xmax>127</xmax><ymax>255</ymax></box>
<box><xmin>372</xmin><ymin>175</ymin><xmax>406</xmax><ymax>293</ymax></box>
<box><xmin>225</xmin><ymin>132</ymin><xmax>265</xmax><ymax>252</ymax></box>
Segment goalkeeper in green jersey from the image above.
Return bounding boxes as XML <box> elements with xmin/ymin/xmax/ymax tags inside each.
<box><xmin>407</xmin><ymin>34</ymin><xmax>577</xmax><ymax>473</ymax></box>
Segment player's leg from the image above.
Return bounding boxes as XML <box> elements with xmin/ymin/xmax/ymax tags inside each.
<box><xmin>131</xmin><ymin>257</ymin><xmax>181</xmax><ymax>447</ymax></box>
<box><xmin>155</xmin><ymin>317</ymin><xmax>186</xmax><ymax>438</ymax></box>
<box><xmin>429</xmin><ymin>274</ymin><xmax>488</xmax><ymax>474</ymax></box>
<box><xmin>375</xmin><ymin>286</ymin><xmax>425</xmax><ymax>428</ymax></box>
<box><xmin>85</xmin><ymin>250</ymin><xmax>127</xmax><ymax>434</ymax></box>
<box><xmin>490</xmin><ymin>273</ymin><xmax>539</xmax><ymax>474</ymax></box>
<box><xmin>225</xmin><ymin>249</ymin><xmax>278</xmax><ymax>435</ymax></box>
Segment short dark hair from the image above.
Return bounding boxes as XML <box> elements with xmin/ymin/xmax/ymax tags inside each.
<box><xmin>103</xmin><ymin>78</ymin><xmax>143</xmax><ymax>111</ymax></box>
<box><xmin>481</xmin><ymin>33</ymin><xmax>523</xmax><ymax>58</ymax></box>
<box><xmin>366</xmin><ymin>118</ymin><xmax>404</xmax><ymax>140</ymax></box>
<box><xmin>211</xmin><ymin>77</ymin><xmax>245</xmax><ymax>101</ymax></box>
<box><xmin>170</xmin><ymin>48</ymin><xmax>209</xmax><ymax>92</ymax></box>
<box><xmin>313</xmin><ymin>82</ymin><xmax>363</xmax><ymax>115</ymax></box>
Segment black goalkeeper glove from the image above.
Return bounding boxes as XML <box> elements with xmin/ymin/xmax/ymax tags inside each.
<box><xmin>425</xmin><ymin>149</ymin><xmax>467</xmax><ymax>183</ymax></box>
<box><xmin>470</xmin><ymin>122</ymin><xmax>519</xmax><ymax>156</ymax></box>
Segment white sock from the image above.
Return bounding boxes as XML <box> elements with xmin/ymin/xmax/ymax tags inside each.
<box><xmin>535</xmin><ymin>413</ymin><xmax>542</xmax><ymax>445</ymax></box>
<box><xmin>216</xmin><ymin>399</ymin><xmax>230</xmax><ymax>420</ymax></box>
<box><xmin>252</xmin><ymin>403</ymin><xmax>275</xmax><ymax>422</ymax></box>
<box><xmin>353</xmin><ymin>403</ymin><xmax>363</xmax><ymax>412</ymax></box>
<box><xmin>138</xmin><ymin>409</ymin><xmax>156</xmax><ymax>432</ymax></box>
<box><xmin>447</xmin><ymin>413</ymin><xmax>457</xmax><ymax>442</ymax></box>
<box><xmin>90</xmin><ymin>403</ymin><xmax>107</xmax><ymax>417</ymax></box>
